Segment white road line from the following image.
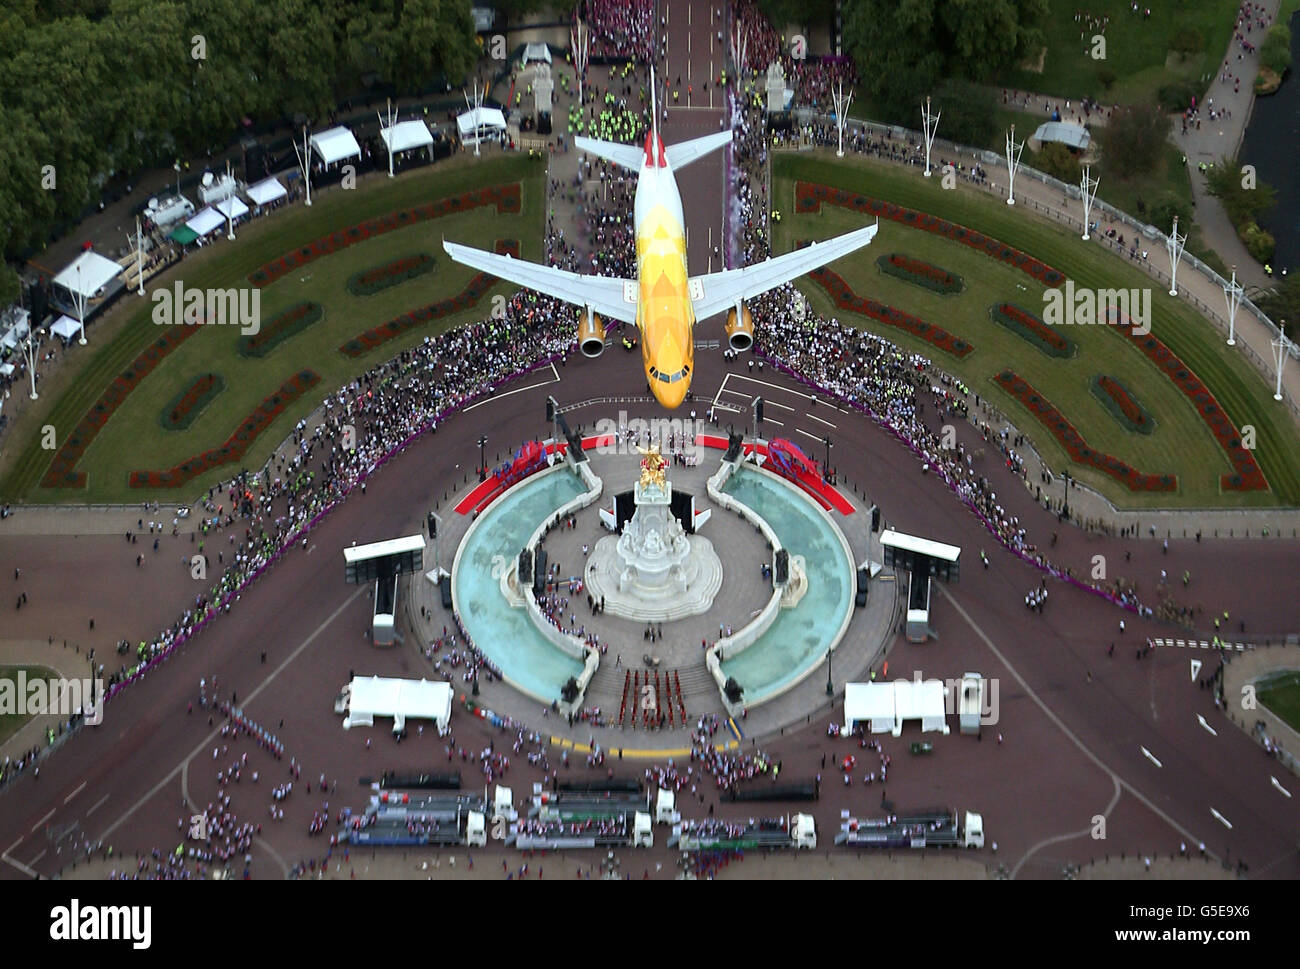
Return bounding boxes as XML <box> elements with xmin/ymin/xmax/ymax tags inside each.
<box><xmin>28</xmin><ymin>849</ymin><xmax>45</xmax><ymax>865</ymax></box>
<box><xmin>794</xmin><ymin>427</ymin><xmax>822</xmax><ymax>443</ymax></box>
<box><xmin>1</xmin><ymin>854</ymin><xmax>36</xmax><ymax>877</ymax></box>
<box><xmin>85</xmin><ymin>794</ymin><xmax>110</xmax><ymax>817</ymax></box>
<box><xmin>710</xmin><ymin>373</ymin><xmax>731</xmax><ymax>411</ymax></box>
<box><xmin>98</xmin><ymin>587</ymin><xmax>365</xmax><ymax>842</ymax></box>
<box><xmin>1140</xmin><ymin>746</ymin><xmax>1163</xmax><ymax>768</ymax></box>
<box><xmin>764</xmin><ymin>418</ymin><xmax>784</xmax><ymax>427</ymax></box>
<box><xmin>31</xmin><ymin>808</ymin><xmax>55</xmax><ymax>832</ymax></box>
<box><xmin>462</xmin><ymin>377</ymin><xmax>559</xmax><ymax>414</ymax></box>
<box><xmin>4</xmin><ymin>837</ymin><xmax>22</xmax><ymax>856</ymax></box>
<box><xmin>1196</xmin><ymin>714</ymin><xmax>1217</xmax><ymax>736</ymax></box>
<box><xmin>550</xmin><ymin>361</ymin><xmax>561</xmax><ymax>382</ymax></box>
<box><xmin>720</xmin><ymin>387</ymin><xmax>751</xmax><ymax>399</ymax></box>
<box><xmin>1210</xmin><ymin>808</ymin><xmax>1232</xmax><ymax>829</ymax></box>
<box><xmin>727</xmin><ymin>373</ymin><xmax>850</xmax><ymax>412</ymax></box>
<box><xmin>765</xmin><ymin>399</ymin><xmax>795</xmax><ymax>412</ymax></box>
<box><xmin>805</xmin><ymin>412</ymin><xmax>836</xmax><ymax>428</ymax></box>
<box><xmin>62</xmin><ymin>781</ymin><xmax>87</xmax><ymax>805</ymax></box>
<box><xmin>1271</xmin><ymin>776</ymin><xmax>1292</xmax><ymax>798</ymax></box>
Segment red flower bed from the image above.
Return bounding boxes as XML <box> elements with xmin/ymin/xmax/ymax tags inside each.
<box><xmin>805</xmin><ymin>265</ymin><xmax>974</xmax><ymax>358</ymax></box>
<box><xmin>990</xmin><ymin>302</ymin><xmax>1074</xmax><ymax>357</ymax></box>
<box><xmin>43</xmin><ymin>324</ymin><xmax>205</xmax><ymax>489</ymax></box>
<box><xmin>161</xmin><ymin>373</ymin><xmax>225</xmax><ymax>431</ymax></box>
<box><xmin>238</xmin><ymin>302</ymin><xmax>323</xmax><ymax>357</ymax></box>
<box><xmin>1093</xmin><ymin>375</ymin><xmax>1153</xmax><ymax>434</ymax></box>
<box><xmin>795</xmin><ymin>182</ymin><xmax>1066</xmax><ymax>287</ymax></box>
<box><xmin>129</xmin><ymin>370</ymin><xmax>321</xmax><ymax>489</ymax></box>
<box><xmin>347</xmin><ymin>253</ymin><xmax>436</xmax><ymax>296</ymax></box>
<box><xmin>878</xmin><ymin>253</ymin><xmax>963</xmax><ymax>294</ymax></box>
<box><xmin>248</xmin><ymin>184</ymin><xmax>521</xmax><ymax>288</ymax></box>
<box><xmin>994</xmin><ymin>369</ymin><xmax>1177</xmax><ymax>492</ymax></box>
<box><xmin>339</xmin><ymin>240</ymin><xmax>520</xmax><ymax>358</ymax></box>
<box><xmin>1123</xmin><ymin>329</ymin><xmax>1267</xmax><ymax>491</ymax></box>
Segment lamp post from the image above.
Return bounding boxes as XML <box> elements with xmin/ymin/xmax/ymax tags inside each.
<box><xmin>1062</xmin><ymin>469</ymin><xmax>1071</xmax><ymax>518</ymax></box>
<box><xmin>478</xmin><ymin>435</ymin><xmax>488</xmax><ymax>481</ymax></box>
<box><xmin>823</xmin><ymin>435</ymin><xmax>832</xmax><ymax>482</ymax></box>
<box><xmin>825</xmin><ymin>647</ymin><xmax>833</xmax><ymax>696</ymax></box>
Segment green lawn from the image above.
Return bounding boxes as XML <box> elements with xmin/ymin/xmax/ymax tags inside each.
<box><xmin>1</xmin><ymin>155</ymin><xmax>545</xmax><ymax>504</ymax></box>
<box><xmin>1003</xmin><ymin>0</ymin><xmax>1240</xmax><ymax>101</ymax></box>
<box><xmin>0</xmin><ymin>665</ymin><xmax>57</xmax><ymax>746</ymax></box>
<box><xmin>1258</xmin><ymin>670</ymin><xmax>1300</xmax><ymax>734</ymax></box>
<box><xmin>772</xmin><ymin>152</ymin><xmax>1300</xmax><ymax>508</ymax></box>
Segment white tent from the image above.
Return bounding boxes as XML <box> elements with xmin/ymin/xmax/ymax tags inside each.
<box><xmin>53</xmin><ymin>251</ymin><xmax>121</xmax><ymax>300</ymax></box>
<box><xmin>844</xmin><ymin>682</ymin><xmax>898</xmax><ymax>735</ymax></box>
<box><xmin>380</xmin><ymin>119</ymin><xmax>434</xmax><ymax>155</ymax></box>
<box><xmin>310</xmin><ymin>126</ymin><xmax>362</xmax><ymax>166</ymax></box>
<box><xmin>215</xmin><ymin>196</ymin><xmax>249</xmax><ymax>221</ymax></box>
<box><xmin>844</xmin><ymin>680</ymin><xmax>949</xmax><ymax>736</ymax></box>
<box><xmin>51</xmin><ymin>315</ymin><xmax>81</xmax><ymax>341</ymax></box>
<box><xmin>522</xmin><ymin>42</ymin><xmax>552</xmax><ymax>64</ymax></box>
<box><xmin>456</xmin><ymin>106</ymin><xmax>507</xmax><ymax>145</ymax></box>
<box><xmin>185</xmin><ymin>206</ymin><xmax>225</xmax><ymax>237</ymax></box>
<box><xmin>245</xmin><ymin>177</ymin><xmax>287</xmax><ymax>206</ymax></box>
<box><xmin>0</xmin><ymin>362</ymin><xmax>14</xmax><ymax>378</ymax></box>
<box><xmin>342</xmin><ymin>676</ymin><xmax>452</xmax><ymax>734</ymax></box>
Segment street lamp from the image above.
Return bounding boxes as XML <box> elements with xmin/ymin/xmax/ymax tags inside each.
<box><xmin>825</xmin><ymin>647</ymin><xmax>833</xmax><ymax>696</ymax></box>
<box><xmin>823</xmin><ymin>436</ymin><xmax>833</xmax><ymax>483</ymax></box>
<box><xmin>477</xmin><ymin>435</ymin><xmax>488</xmax><ymax>482</ymax></box>
<box><xmin>1062</xmin><ymin>469</ymin><xmax>1071</xmax><ymax>518</ymax></box>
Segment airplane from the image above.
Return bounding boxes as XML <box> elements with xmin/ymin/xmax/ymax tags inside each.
<box><xmin>443</xmin><ymin>68</ymin><xmax>878</xmax><ymax>410</ymax></box>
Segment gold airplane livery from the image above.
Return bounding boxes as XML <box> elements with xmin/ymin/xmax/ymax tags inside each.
<box><xmin>444</xmin><ymin>69</ymin><xmax>878</xmax><ymax>410</ymax></box>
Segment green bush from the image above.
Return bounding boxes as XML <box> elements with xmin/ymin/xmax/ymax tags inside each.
<box><xmin>1033</xmin><ymin>141</ymin><xmax>1082</xmax><ymax>184</ymax></box>
<box><xmin>1157</xmin><ymin>80</ymin><xmax>1198</xmax><ymax>112</ymax></box>
<box><xmin>1242</xmin><ymin>222</ymin><xmax>1276</xmax><ymax>264</ymax></box>
<box><xmin>1170</xmin><ymin>27</ymin><xmax>1205</xmax><ymax>55</ymax></box>
<box><xmin>1261</xmin><ymin>25</ymin><xmax>1292</xmax><ymax>76</ymax></box>
<box><xmin>346</xmin><ymin>253</ymin><xmax>436</xmax><ymax>297</ymax></box>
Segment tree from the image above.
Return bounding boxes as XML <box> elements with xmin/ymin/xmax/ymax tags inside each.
<box><xmin>1260</xmin><ymin>25</ymin><xmax>1292</xmax><ymax>77</ymax></box>
<box><xmin>1205</xmin><ymin>157</ymin><xmax>1277</xmax><ymax>229</ymax></box>
<box><xmin>759</xmin><ymin>0</ymin><xmax>836</xmax><ymax>31</ymax></box>
<box><xmin>933</xmin><ymin>79</ymin><xmax>996</xmax><ymax>147</ymax></box>
<box><xmin>1096</xmin><ymin>100</ymin><xmax>1170</xmax><ymax>179</ymax></box>
<box><xmin>1033</xmin><ymin>141</ymin><xmax>1081</xmax><ymax>184</ymax></box>
<box><xmin>1255</xmin><ymin>275</ymin><xmax>1299</xmax><ymax>337</ymax></box>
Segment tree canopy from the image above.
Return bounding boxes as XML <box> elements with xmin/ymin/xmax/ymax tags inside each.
<box><xmin>0</xmin><ymin>0</ymin><xmax>479</xmax><ymax>303</ymax></box>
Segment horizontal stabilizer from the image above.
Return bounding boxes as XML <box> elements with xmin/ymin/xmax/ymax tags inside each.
<box><xmin>664</xmin><ymin>131</ymin><xmax>732</xmax><ymax>169</ymax></box>
<box><xmin>573</xmin><ymin>137</ymin><xmax>644</xmax><ymax>171</ymax></box>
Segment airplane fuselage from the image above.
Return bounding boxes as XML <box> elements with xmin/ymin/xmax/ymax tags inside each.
<box><xmin>633</xmin><ymin>141</ymin><xmax>695</xmax><ymax>410</ymax></box>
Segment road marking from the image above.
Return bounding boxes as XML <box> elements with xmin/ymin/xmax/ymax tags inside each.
<box><xmin>710</xmin><ymin>372</ymin><xmax>731</xmax><ymax>411</ymax></box>
<box><xmin>62</xmin><ymin>781</ymin><xmax>87</xmax><ymax>805</ymax></box>
<box><xmin>550</xmin><ymin>361</ymin><xmax>561</xmax><ymax>382</ymax></box>
<box><xmin>98</xmin><ymin>587</ymin><xmax>365</xmax><ymax>842</ymax></box>
<box><xmin>720</xmin><ymin>387</ymin><xmax>751</xmax><ymax>399</ymax></box>
<box><xmin>1190</xmin><ymin>658</ymin><xmax>1202</xmax><ymax>681</ymax></box>
<box><xmin>1140</xmin><ymin>746</ymin><xmax>1163</xmax><ymax>768</ymax></box>
<box><xmin>1271</xmin><ymin>776</ymin><xmax>1292</xmax><ymax>798</ymax></box>
<box><xmin>85</xmin><ymin>794</ymin><xmax>110</xmax><ymax>816</ymax></box>
<box><xmin>1196</xmin><ymin>714</ymin><xmax>1217</xmax><ymax>736</ymax></box>
<box><xmin>728</xmin><ymin>373</ymin><xmax>849</xmax><ymax>412</ymax></box>
<box><xmin>3</xmin><ymin>837</ymin><xmax>22</xmax><ymax>856</ymax></box>
<box><xmin>805</xmin><ymin>412</ymin><xmax>836</xmax><ymax>428</ymax></box>
<box><xmin>1210</xmin><ymin>808</ymin><xmax>1232</xmax><ymax>829</ymax></box>
<box><xmin>1</xmin><ymin>854</ymin><xmax>36</xmax><ymax>877</ymax></box>
<box><xmin>764</xmin><ymin>417</ymin><xmax>784</xmax><ymax>427</ymax></box>
<box><xmin>31</xmin><ymin>808</ymin><xmax>55</xmax><ymax>832</ymax></box>
<box><xmin>794</xmin><ymin>427</ymin><xmax>822</xmax><ymax>443</ymax></box>
<box><xmin>28</xmin><ymin>849</ymin><xmax>46</xmax><ymax>865</ymax></box>
<box><xmin>765</xmin><ymin>399</ymin><xmax>795</xmax><ymax>412</ymax></box>
<box><xmin>462</xmin><ymin>376</ymin><xmax>559</xmax><ymax>414</ymax></box>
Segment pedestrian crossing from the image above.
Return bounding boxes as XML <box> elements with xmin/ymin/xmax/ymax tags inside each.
<box><xmin>1150</xmin><ymin>637</ymin><xmax>1249</xmax><ymax>652</ymax></box>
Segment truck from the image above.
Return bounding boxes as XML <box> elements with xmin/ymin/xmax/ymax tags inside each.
<box><xmin>508</xmin><ymin>812</ymin><xmax>653</xmax><ymax>849</ymax></box>
<box><xmin>905</xmin><ymin>572</ymin><xmax>931</xmax><ymax>643</ymax></box>
<box><xmin>959</xmin><ymin>673</ymin><xmax>984</xmax><ymax>736</ymax></box>
<box><xmin>723</xmin><ymin>780</ymin><xmax>819</xmax><ymax>802</ymax></box>
<box><xmin>372</xmin><ymin>771</ymin><xmax>462</xmax><ymax>790</ymax></box>
<box><xmin>343</xmin><ymin>790</ymin><xmax>488</xmax><ymax>847</ymax></box>
<box><xmin>835</xmin><ymin>808</ymin><xmax>983</xmax><ymax>849</ymax></box>
<box><xmin>669</xmin><ymin>814</ymin><xmax>817</xmax><ymax>851</ymax></box>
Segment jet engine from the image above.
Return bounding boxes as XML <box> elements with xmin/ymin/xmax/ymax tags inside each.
<box><xmin>725</xmin><ymin>303</ymin><xmax>754</xmax><ymax>352</ymax></box>
<box><xmin>578</xmin><ymin>310</ymin><xmax>605</xmax><ymax>358</ymax></box>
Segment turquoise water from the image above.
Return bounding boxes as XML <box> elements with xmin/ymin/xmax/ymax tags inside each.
<box><xmin>453</xmin><ymin>470</ymin><xmax>587</xmax><ymax>700</ymax></box>
<box><xmin>719</xmin><ymin>466</ymin><xmax>854</xmax><ymax>702</ymax></box>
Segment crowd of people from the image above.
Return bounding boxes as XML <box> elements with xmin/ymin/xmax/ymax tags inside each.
<box><xmin>583</xmin><ymin>0</ymin><xmax>656</xmax><ymax>63</ymax></box>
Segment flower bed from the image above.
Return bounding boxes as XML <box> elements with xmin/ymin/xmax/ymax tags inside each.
<box><xmin>804</xmin><ymin>264</ymin><xmax>973</xmax><ymax>358</ymax></box>
<box><xmin>42</xmin><ymin>324</ymin><xmax>205</xmax><ymax>489</ymax></box>
<box><xmin>990</xmin><ymin>302</ymin><xmax>1075</xmax><ymax>358</ymax></box>
<box><xmin>248</xmin><ymin>184</ymin><xmax>521</xmax><ymax>288</ymax></box>
<box><xmin>877</xmin><ymin>253</ymin><xmax>963</xmax><ymax>294</ymax></box>
<box><xmin>994</xmin><ymin>369</ymin><xmax>1176</xmax><ymax>492</ymax></box>
<box><xmin>129</xmin><ymin>370</ymin><xmax>321</xmax><ymax>489</ymax></box>
<box><xmin>1091</xmin><ymin>375</ymin><xmax>1154</xmax><ymax>435</ymax></box>
<box><xmin>1124</xmin><ymin>329</ymin><xmax>1267</xmax><ymax>491</ymax></box>
<box><xmin>346</xmin><ymin>253</ymin><xmax>436</xmax><ymax>297</ymax></box>
<box><xmin>160</xmin><ymin>373</ymin><xmax>226</xmax><ymax>431</ymax></box>
<box><xmin>339</xmin><ymin>240</ymin><xmax>519</xmax><ymax>358</ymax></box>
<box><xmin>237</xmin><ymin>302</ymin><xmax>323</xmax><ymax>358</ymax></box>
<box><xmin>795</xmin><ymin>182</ymin><xmax>1066</xmax><ymax>287</ymax></box>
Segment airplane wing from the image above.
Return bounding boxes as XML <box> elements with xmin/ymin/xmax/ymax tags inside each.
<box><xmin>664</xmin><ymin>131</ymin><xmax>732</xmax><ymax>170</ymax></box>
<box><xmin>442</xmin><ymin>240</ymin><xmax>638</xmax><ymax>325</ymax></box>
<box><xmin>688</xmin><ymin>223</ymin><xmax>879</xmax><ymax>321</ymax></box>
<box><xmin>573</xmin><ymin>137</ymin><xmax>644</xmax><ymax>172</ymax></box>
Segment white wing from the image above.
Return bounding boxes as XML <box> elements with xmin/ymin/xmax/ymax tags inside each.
<box><xmin>442</xmin><ymin>240</ymin><xmax>638</xmax><ymax>325</ymax></box>
<box><xmin>664</xmin><ymin>131</ymin><xmax>732</xmax><ymax>169</ymax></box>
<box><xmin>573</xmin><ymin>137</ymin><xmax>644</xmax><ymax>171</ymax></box>
<box><xmin>689</xmin><ymin>224</ymin><xmax>878</xmax><ymax>321</ymax></box>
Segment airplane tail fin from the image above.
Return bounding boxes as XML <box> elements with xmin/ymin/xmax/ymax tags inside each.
<box><xmin>651</xmin><ymin>64</ymin><xmax>659</xmax><ymax>157</ymax></box>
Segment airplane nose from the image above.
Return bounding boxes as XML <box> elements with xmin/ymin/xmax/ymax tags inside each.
<box><xmin>654</xmin><ymin>381</ymin><xmax>688</xmax><ymax>410</ymax></box>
